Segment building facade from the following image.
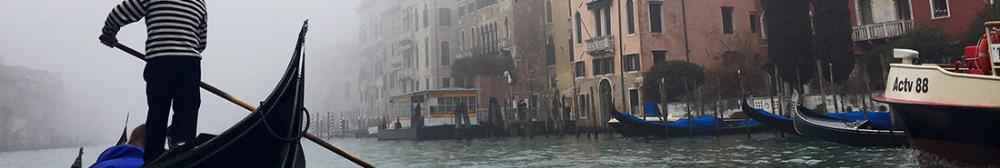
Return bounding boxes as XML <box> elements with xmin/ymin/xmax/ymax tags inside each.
<box><xmin>565</xmin><ymin>0</ymin><xmax>765</xmax><ymax>127</ymax></box>
<box><xmin>358</xmin><ymin>0</ymin><xmax>462</xmax><ymax>120</ymax></box>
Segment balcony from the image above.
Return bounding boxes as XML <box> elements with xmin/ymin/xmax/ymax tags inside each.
<box><xmin>586</xmin><ymin>35</ymin><xmax>614</xmax><ymax>54</ymax></box>
<box><xmin>852</xmin><ymin>20</ymin><xmax>914</xmax><ymax>41</ymax></box>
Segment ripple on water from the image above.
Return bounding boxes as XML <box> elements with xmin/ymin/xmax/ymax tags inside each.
<box><xmin>0</xmin><ymin>133</ymin><xmax>922</xmax><ymax>167</ymax></box>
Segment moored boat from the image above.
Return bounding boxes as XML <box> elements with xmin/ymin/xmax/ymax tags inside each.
<box><xmin>742</xmin><ymin>100</ymin><xmax>901</xmax><ymax>136</ymax></box>
<box><xmin>741</xmin><ymin>100</ymin><xmax>797</xmax><ymax>135</ymax></box>
<box><xmin>792</xmin><ymin>105</ymin><xmax>908</xmax><ymax>147</ymax></box>
<box><xmin>377</xmin><ymin>88</ymin><xmax>491</xmax><ymax>140</ymax></box>
<box><xmin>143</xmin><ymin>21</ymin><xmax>311</xmax><ymax>168</ymax></box>
<box><xmin>873</xmin><ymin>21</ymin><xmax>1000</xmax><ymax>165</ymax></box>
<box><xmin>608</xmin><ymin>109</ymin><xmax>767</xmax><ymax>137</ymax></box>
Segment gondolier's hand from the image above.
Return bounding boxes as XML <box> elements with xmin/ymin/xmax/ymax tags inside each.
<box><xmin>99</xmin><ymin>34</ymin><xmax>117</xmax><ymax>48</ymax></box>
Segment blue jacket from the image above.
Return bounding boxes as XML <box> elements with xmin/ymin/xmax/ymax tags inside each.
<box><xmin>91</xmin><ymin>145</ymin><xmax>144</xmax><ymax>168</ymax></box>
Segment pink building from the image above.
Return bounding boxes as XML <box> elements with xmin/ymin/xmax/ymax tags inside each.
<box><xmin>565</xmin><ymin>0</ymin><xmax>765</xmax><ymax>123</ymax></box>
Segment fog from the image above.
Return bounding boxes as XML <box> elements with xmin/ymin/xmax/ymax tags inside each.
<box><xmin>0</xmin><ymin>0</ymin><xmax>361</xmax><ymax>146</ymax></box>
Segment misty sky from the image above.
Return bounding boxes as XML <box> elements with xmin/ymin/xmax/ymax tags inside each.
<box><xmin>0</xmin><ymin>0</ymin><xmax>361</xmax><ymax>140</ymax></box>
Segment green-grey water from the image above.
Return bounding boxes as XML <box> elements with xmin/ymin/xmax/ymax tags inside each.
<box><xmin>312</xmin><ymin>133</ymin><xmax>921</xmax><ymax>167</ymax></box>
<box><xmin>2</xmin><ymin>133</ymin><xmax>923</xmax><ymax>167</ymax></box>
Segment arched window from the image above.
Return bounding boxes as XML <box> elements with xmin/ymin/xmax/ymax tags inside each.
<box><xmin>423</xmin><ymin>6</ymin><xmax>429</xmax><ymax>28</ymax></box>
<box><xmin>626</xmin><ymin>0</ymin><xmax>635</xmax><ymax>34</ymax></box>
<box><xmin>440</xmin><ymin>42</ymin><xmax>451</xmax><ymax>65</ymax></box>
<box><xmin>575</xmin><ymin>12</ymin><xmax>582</xmax><ymax>44</ymax></box>
<box><xmin>545</xmin><ymin>1</ymin><xmax>553</xmax><ymax>23</ymax></box>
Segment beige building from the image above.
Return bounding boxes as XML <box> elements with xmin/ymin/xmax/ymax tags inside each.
<box><xmin>358</xmin><ymin>0</ymin><xmax>461</xmax><ymax>119</ymax></box>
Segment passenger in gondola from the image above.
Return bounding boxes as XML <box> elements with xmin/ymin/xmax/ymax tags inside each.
<box><xmin>99</xmin><ymin>0</ymin><xmax>208</xmax><ymax>162</ymax></box>
<box><xmin>91</xmin><ymin>124</ymin><xmax>147</xmax><ymax>168</ymax></box>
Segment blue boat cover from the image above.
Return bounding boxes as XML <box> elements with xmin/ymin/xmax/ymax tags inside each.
<box><xmin>753</xmin><ymin>107</ymin><xmax>897</xmax><ymax>129</ymax></box>
<box><xmin>825</xmin><ymin>111</ymin><xmax>895</xmax><ymax>129</ymax></box>
<box><xmin>750</xmin><ymin>108</ymin><xmax>791</xmax><ymax>120</ymax></box>
<box><xmin>615</xmin><ymin>111</ymin><xmax>759</xmax><ymax>133</ymax></box>
<box><xmin>643</xmin><ymin>102</ymin><xmax>662</xmax><ymax>117</ymax></box>
<box><xmin>91</xmin><ymin>145</ymin><xmax>144</xmax><ymax>168</ymax></box>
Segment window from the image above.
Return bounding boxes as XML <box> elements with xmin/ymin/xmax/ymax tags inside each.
<box><xmin>930</xmin><ymin>0</ymin><xmax>950</xmax><ymax>18</ymax></box>
<box><xmin>624</xmin><ymin>54</ymin><xmax>640</xmax><ymax>72</ymax></box>
<box><xmin>425</xmin><ymin>79</ymin><xmax>430</xmax><ymax>89</ymax></box>
<box><xmin>859</xmin><ymin>0</ymin><xmax>873</xmax><ymax>24</ymax></box>
<box><xmin>575</xmin><ymin>13</ymin><xmax>582</xmax><ymax>43</ymax></box>
<box><xmin>594</xmin><ymin>10</ymin><xmax>602</xmax><ymax>36</ymax></box>
<box><xmin>760</xmin><ymin>12</ymin><xmax>768</xmax><ymax>39</ymax></box>
<box><xmin>442</xmin><ymin>77</ymin><xmax>451</xmax><ymax>88</ymax></box>
<box><xmin>410</xmin><ymin>46</ymin><xmax>417</xmax><ymax>68</ymax></box>
<box><xmin>653</xmin><ymin>50</ymin><xmax>667</xmax><ymax>64</ymax></box>
<box><xmin>649</xmin><ymin>2</ymin><xmax>663</xmax><ymax>33</ymax></box>
<box><xmin>592</xmin><ymin>58</ymin><xmax>614</xmax><ymax>75</ymax></box>
<box><xmin>629</xmin><ymin>89</ymin><xmax>640</xmax><ymax>115</ymax></box>
<box><xmin>577</xmin><ymin>94</ymin><xmax>590</xmax><ymax>119</ymax></box>
<box><xmin>750</xmin><ymin>13</ymin><xmax>758</xmax><ymax>33</ymax></box>
<box><xmin>459</xmin><ymin>4</ymin><xmax>466</xmax><ymax>16</ymax></box>
<box><xmin>546</xmin><ymin>36</ymin><xmax>555</xmax><ymax>65</ymax></box>
<box><xmin>575</xmin><ymin>62</ymin><xmax>586</xmax><ymax>77</ymax></box>
<box><xmin>413</xmin><ymin>10</ymin><xmax>419</xmax><ymax>31</ymax></box>
<box><xmin>626</xmin><ymin>0</ymin><xmax>635</xmax><ymax>34</ymax></box>
<box><xmin>896</xmin><ymin>0</ymin><xmax>912</xmax><ymax>20</ymax></box>
<box><xmin>415</xmin><ymin>41</ymin><xmax>421</xmax><ymax>69</ymax></box>
<box><xmin>423</xmin><ymin>7</ymin><xmax>429</xmax><ymax>28</ymax></box>
<box><xmin>441</xmin><ymin>42</ymin><xmax>451</xmax><ymax>65</ymax></box>
<box><xmin>546</xmin><ymin>1</ymin><xmax>553</xmax><ymax>24</ymax></box>
<box><xmin>569</xmin><ymin>39</ymin><xmax>575</xmax><ymax>62</ymax></box>
<box><xmin>438</xmin><ymin>8</ymin><xmax>451</xmax><ymax>26</ymax></box>
<box><xmin>604</xmin><ymin>7</ymin><xmax>612</xmax><ymax>35</ymax></box>
<box><xmin>390</xmin><ymin>72</ymin><xmax>397</xmax><ymax>88</ymax></box>
<box><xmin>424</xmin><ymin>38</ymin><xmax>429</xmax><ymax>67</ymax></box>
<box><xmin>722</xmin><ymin>6</ymin><xmax>734</xmax><ymax>34</ymax></box>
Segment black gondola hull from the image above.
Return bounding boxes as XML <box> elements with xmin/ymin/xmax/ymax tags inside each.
<box><xmin>143</xmin><ymin>21</ymin><xmax>310</xmax><ymax>168</ymax></box>
<box><xmin>793</xmin><ymin>107</ymin><xmax>908</xmax><ymax>148</ymax></box>
<box><xmin>741</xmin><ymin>101</ymin><xmax>798</xmax><ymax>135</ymax></box>
<box><xmin>887</xmin><ymin>102</ymin><xmax>1000</xmax><ymax>165</ymax></box>
<box><xmin>609</xmin><ymin>120</ymin><xmax>651</xmax><ymax>137</ymax></box>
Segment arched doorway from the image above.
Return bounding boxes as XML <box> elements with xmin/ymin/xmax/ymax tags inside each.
<box><xmin>599</xmin><ymin>79</ymin><xmax>614</xmax><ymax>115</ymax></box>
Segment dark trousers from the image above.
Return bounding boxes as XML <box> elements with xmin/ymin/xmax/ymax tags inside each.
<box><xmin>143</xmin><ymin>57</ymin><xmax>201</xmax><ymax>162</ymax></box>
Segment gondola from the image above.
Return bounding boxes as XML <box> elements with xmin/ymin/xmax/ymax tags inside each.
<box><xmin>740</xmin><ymin>100</ymin><xmax>797</xmax><ymax>135</ymax></box>
<box><xmin>609</xmin><ymin>109</ymin><xmax>767</xmax><ymax>137</ymax></box>
<box><xmin>792</xmin><ymin>105</ymin><xmax>908</xmax><ymax>148</ymax></box>
<box><xmin>143</xmin><ymin>21</ymin><xmax>311</xmax><ymax>168</ymax></box>
<box><xmin>741</xmin><ymin>100</ymin><xmax>901</xmax><ymax>136</ymax></box>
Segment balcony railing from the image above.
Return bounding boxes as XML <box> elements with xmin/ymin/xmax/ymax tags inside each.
<box><xmin>852</xmin><ymin>20</ymin><xmax>914</xmax><ymax>41</ymax></box>
<box><xmin>586</xmin><ymin>35</ymin><xmax>614</xmax><ymax>54</ymax></box>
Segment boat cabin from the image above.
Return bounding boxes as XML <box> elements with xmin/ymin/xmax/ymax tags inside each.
<box><xmin>388</xmin><ymin>88</ymin><xmax>481</xmax><ymax>128</ymax></box>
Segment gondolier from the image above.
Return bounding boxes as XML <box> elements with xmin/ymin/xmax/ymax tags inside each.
<box><xmin>98</xmin><ymin>0</ymin><xmax>208</xmax><ymax>162</ymax></box>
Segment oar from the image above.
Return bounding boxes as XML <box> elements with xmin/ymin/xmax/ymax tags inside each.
<box><xmin>112</xmin><ymin>43</ymin><xmax>374</xmax><ymax>168</ymax></box>
<box><xmin>115</xmin><ymin>113</ymin><xmax>130</xmax><ymax>145</ymax></box>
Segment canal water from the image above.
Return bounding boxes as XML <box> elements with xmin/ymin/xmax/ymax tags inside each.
<box><xmin>1</xmin><ymin>133</ymin><xmax>922</xmax><ymax>167</ymax></box>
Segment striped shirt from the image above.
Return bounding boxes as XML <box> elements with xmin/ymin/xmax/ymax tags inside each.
<box><xmin>102</xmin><ymin>0</ymin><xmax>207</xmax><ymax>59</ymax></box>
